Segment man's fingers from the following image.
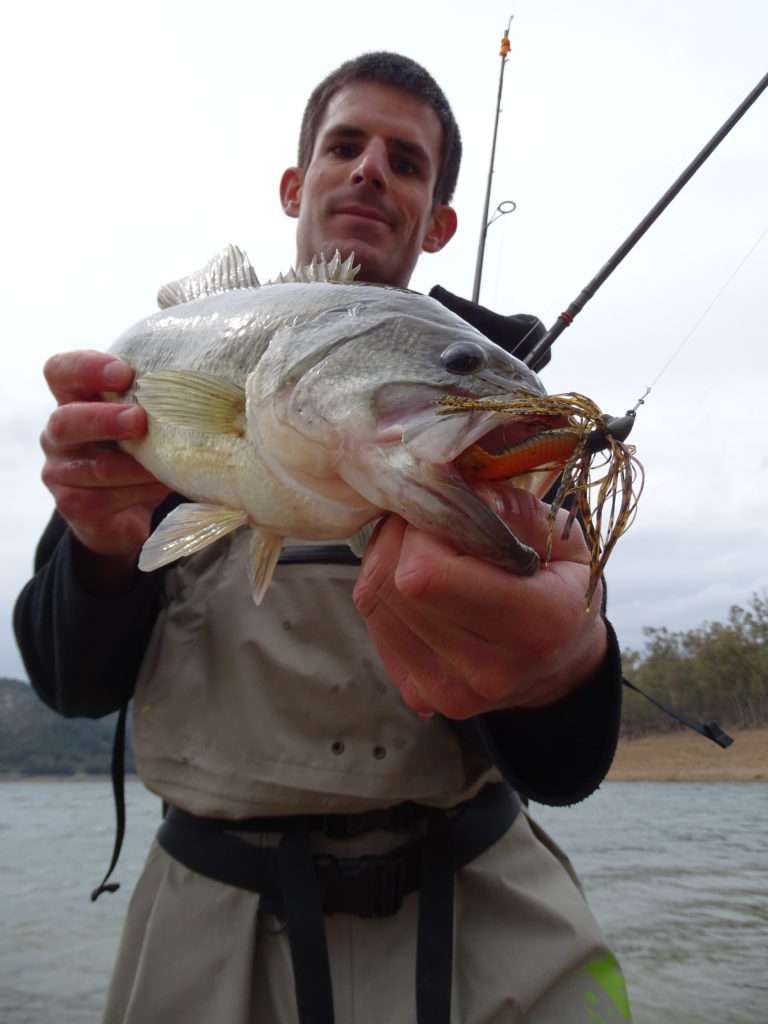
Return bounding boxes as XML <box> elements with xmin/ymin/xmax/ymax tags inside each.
<box><xmin>394</xmin><ymin>523</ymin><xmax>596</xmax><ymax>631</ymax></box>
<box><xmin>361</xmin><ymin>514</ymin><xmax>594</xmax><ymax>639</ymax></box>
<box><xmin>44</xmin><ymin>351</ymin><xmax>134</xmax><ymax>404</ymax></box>
<box><xmin>52</xmin><ymin>481</ymin><xmax>171</xmax><ymax>527</ymax></box>
<box><xmin>42</xmin><ymin>402</ymin><xmax>147</xmax><ymax>449</ymax></box>
<box><xmin>375</xmin><ymin>614</ymin><xmax>496</xmax><ymax>720</ymax></box>
<box><xmin>42</xmin><ymin>445</ymin><xmax>162</xmax><ymax>490</ymax></box>
<box><xmin>372</xmin><ymin>618</ymin><xmax>480</xmax><ymax>719</ymax></box>
<box><xmin>355</xmin><ymin>514</ymin><xmax>604</xmax><ymax>708</ymax></box>
<box><xmin>71</xmin><ymin>506</ymin><xmax>160</xmax><ymax>561</ymax></box>
<box><xmin>474</xmin><ymin>483</ymin><xmax>591</xmax><ymax>565</ymax></box>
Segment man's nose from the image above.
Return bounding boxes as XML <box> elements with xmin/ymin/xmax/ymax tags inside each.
<box><xmin>350</xmin><ymin>140</ymin><xmax>388</xmax><ymax>190</ymax></box>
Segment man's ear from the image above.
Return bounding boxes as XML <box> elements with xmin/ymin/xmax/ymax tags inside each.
<box><xmin>422</xmin><ymin>205</ymin><xmax>458</xmax><ymax>253</ymax></box>
<box><xmin>280</xmin><ymin>167</ymin><xmax>303</xmax><ymax>218</ymax></box>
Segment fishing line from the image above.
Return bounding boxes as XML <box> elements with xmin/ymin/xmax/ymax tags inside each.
<box><xmin>522</xmin><ymin>69</ymin><xmax>768</xmax><ymax>369</ymax></box>
<box><xmin>628</xmin><ymin>223</ymin><xmax>768</xmax><ymax>410</ymax></box>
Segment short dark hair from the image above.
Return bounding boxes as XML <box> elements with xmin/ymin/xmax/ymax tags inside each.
<box><xmin>298</xmin><ymin>52</ymin><xmax>462</xmax><ymax>205</ymax></box>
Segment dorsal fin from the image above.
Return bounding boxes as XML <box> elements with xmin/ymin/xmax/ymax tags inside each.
<box><xmin>268</xmin><ymin>250</ymin><xmax>361</xmax><ymax>286</ymax></box>
<box><xmin>157</xmin><ymin>244</ymin><xmax>260</xmax><ymax>309</ymax></box>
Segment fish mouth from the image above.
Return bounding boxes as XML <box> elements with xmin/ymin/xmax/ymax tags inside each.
<box><xmin>371</xmin><ymin>387</ymin><xmax>641</xmax><ymax>601</ymax></box>
<box><xmin>379</xmin><ymin>386</ymin><xmax>580</xmax><ymax>500</ymax></box>
<box><xmin>454</xmin><ymin>414</ymin><xmax>577</xmax><ymax>486</ymax></box>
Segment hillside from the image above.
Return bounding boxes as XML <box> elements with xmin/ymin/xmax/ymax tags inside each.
<box><xmin>0</xmin><ymin>677</ymin><xmax>135</xmax><ymax>775</ymax></box>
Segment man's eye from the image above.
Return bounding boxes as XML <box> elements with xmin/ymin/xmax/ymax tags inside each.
<box><xmin>330</xmin><ymin>143</ymin><xmax>358</xmax><ymax>159</ymax></box>
<box><xmin>392</xmin><ymin>157</ymin><xmax>417</xmax><ymax>176</ymax></box>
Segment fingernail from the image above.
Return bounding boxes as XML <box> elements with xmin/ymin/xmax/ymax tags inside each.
<box><xmin>103</xmin><ymin>360</ymin><xmax>131</xmax><ymax>389</ymax></box>
<box><xmin>117</xmin><ymin>407</ymin><xmax>141</xmax><ymax>435</ymax></box>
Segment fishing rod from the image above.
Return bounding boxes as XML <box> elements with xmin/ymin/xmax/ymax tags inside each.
<box><xmin>471</xmin><ymin>16</ymin><xmax>517</xmax><ymax>304</ymax></box>
<box><xmin>522</xmin><ymin>69</ymin><xmax>768</xmax><ymax>372</ymax></box>
<box><xmin>512</xmin><ymin>65</ymin><xmax>766</xmax><ymax>750</ymax></box>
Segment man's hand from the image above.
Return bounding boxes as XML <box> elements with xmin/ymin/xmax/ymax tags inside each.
<box><xmin>352</xmin><ymin>486</ymin><xmax>607</xmax><ymax>719</ymax></box>
<box><xmin>40</xmin><ymin>350</ymin><xmax>170</xmax><ymax>584</ymax></box>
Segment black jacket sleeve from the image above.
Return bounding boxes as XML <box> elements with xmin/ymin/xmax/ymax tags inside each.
<box><xmin>428</xmin><ymin>285</ymin><xmax>551</xmax><ymax>370</ymax></box>
<box><xmin>476</xmin><ymin>620</ymin><xmax>622</xmax><ymax>806</ymax></box>
<box><xmin>13</xmin><ymin>500</ymin><xmax>178</xmax><ymax>719</ymax></box>
<box><xmin>429</xmin><ymin>285</ymin><xmax>622</xmax><ymax>804</ymax></box>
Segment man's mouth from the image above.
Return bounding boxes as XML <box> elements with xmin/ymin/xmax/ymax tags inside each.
<box><xmin>333</xmin><ymin>204</ymin><xmax>391</xmax><ymax>227</ymax></box>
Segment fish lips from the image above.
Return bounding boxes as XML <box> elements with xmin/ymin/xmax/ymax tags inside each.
<box><xmin>376</xmin><ymin>384</ymin><xmax>555</xmax><ymax>467</ymax></box>
<box><xmin>374</xmin><ymin>385</ymin><xmax>568</xmax><ymax>512</ymax></box>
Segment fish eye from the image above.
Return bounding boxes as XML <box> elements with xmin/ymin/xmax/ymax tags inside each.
<box><xmin>440</xmin><ymin>342</ymin><xmax>488</xmax><ymax>375</ymax></box>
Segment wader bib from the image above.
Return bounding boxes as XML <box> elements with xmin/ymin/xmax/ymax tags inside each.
<box><xmin>104</xmin><ymin>532</ymin><xmax>631</xmax><ymax>1023</ymax></box>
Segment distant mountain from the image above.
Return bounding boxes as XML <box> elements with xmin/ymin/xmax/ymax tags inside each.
<box><xmin>0</xmin><ymin>677</ymin><xmax>135</xmax><ymax>775</ymax></box>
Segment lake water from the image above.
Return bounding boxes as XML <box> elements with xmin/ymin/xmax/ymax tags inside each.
<box><xmin>1</xmin><ymin>779</ymin><xmax>766</xmax><ymax>1023</ymax></box>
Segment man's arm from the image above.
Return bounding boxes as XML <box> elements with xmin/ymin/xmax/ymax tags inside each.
<box><xmin>14</xmin><ymin>511</ymin><xmax>171</xmax><ymax>717</ymax></box>
<box><xmin>352</xmin><ymin>288</ymin><xmax>623</xmax><ymax>805</ymax></box>
<box><xmin>352</xmin><ymin>489</ymin><xmax>622</xmax><ymax>806</ymax></box>
<box><xmin>13</xmin><ymin>350</ymin><xmax>172</xmax><ymax>717</ymax></box>
<box><xmin>472</xmin><ymin>601</ymin><xmax>622</xmax><ymax>806</ymax></box>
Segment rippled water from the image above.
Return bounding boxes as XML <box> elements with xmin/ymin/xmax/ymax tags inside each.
<box><xmin>534</xmin><ymin>782</ymin><xmax>768</xmax><ymax>1024</ymax></box>
<box><xmin>1</xmin><ymin>779</ymin><xmax>766</xmax><ymax>1023</ymax></box>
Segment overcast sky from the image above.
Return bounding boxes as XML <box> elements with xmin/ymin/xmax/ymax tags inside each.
<box><xmin>2</xmin><ymin>0</ymin><xmax>766</xmax><ymax>683</ymax></box>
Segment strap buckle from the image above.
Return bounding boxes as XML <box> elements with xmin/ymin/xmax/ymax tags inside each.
<box><xmin>314</xmin><ymin>849</ymin><xmax>411</xmax><ymax>918</ymax></box>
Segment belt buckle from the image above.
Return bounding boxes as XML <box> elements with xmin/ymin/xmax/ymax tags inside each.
<box><xmin>315</xmin><ymin>852</ymin><xmax>409</xmax><ymax>918</ymax></box>
<box><xmin>320</xmin><ymin>814</ymin><xmax>365</xmax><ymax>840</ymax></box>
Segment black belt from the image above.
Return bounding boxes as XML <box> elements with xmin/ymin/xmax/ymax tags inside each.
<box><xmin>157</xmin><ymin>783</ymin><xmax>520</xmax><ymax>1024</ymax></box>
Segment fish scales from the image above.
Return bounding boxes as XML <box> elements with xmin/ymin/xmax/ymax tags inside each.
<box><xmin>106</xmin><ymin>245</ymin><xmax>580</xmax><ymax>604</ymax></box>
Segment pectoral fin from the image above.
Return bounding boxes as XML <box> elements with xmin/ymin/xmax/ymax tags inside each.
<box><xmin>248</xmin><ymin>528</ymin><xmax>283</xmax><ymax>605</ymax></box>
<box><xmin>139</xmin><ymin>503</ymin><xmax>248</xmax><ymax>571</ymax></box>
<box><xmin>347</xmin><ymin>518</ymin><xmax>382</xmax><ymax>558</ymax></box>
<box><xmin>136</xmin><ymin>371</ymin><xmax>245</xmax><ymax>434</ymax></box>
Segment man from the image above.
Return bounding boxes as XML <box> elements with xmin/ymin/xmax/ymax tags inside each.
<box><xmin>15</xmin><ymin>52</ymin><xmax>631</xmax><ymax>1024</ymax></box>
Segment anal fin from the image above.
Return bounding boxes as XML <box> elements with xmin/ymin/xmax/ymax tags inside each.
<box><xmin>139</xmin><ymin>503</ymin><xmax>248</xmax><ymax>571</ymax></box>
<box><xmin>248</xmin><ymin>528</ymin><xmax>283</xmax><ymax>605</ymax></box>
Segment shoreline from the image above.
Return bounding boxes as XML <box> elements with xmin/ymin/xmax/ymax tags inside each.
<box><xmin>608</xmin><ymin>726</ymin><xmax>766</xmax><ymax>782</ymax></box>
<box><xmin>2</xmin><ymin>727</ymin><xmax>765</xmax><ymax>785</ymax></box>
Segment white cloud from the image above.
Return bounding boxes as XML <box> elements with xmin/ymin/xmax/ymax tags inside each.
<box><xmin>2</xmin><ymin>0</ymin><xmax>767</xmax><ymax>678</ymax></box>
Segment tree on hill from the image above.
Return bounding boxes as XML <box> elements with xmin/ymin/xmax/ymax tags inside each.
<box><xmin>0</xmin><ymin>677</ymin><xmax>135</xmax><ymax>775</ymax></box>
<box><xmin>621</xmin><ymin>592</ymin><xmax>768</xmax><ymax>736</ymax></box>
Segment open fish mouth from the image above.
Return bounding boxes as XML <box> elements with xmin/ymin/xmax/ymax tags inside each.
<box><xmin>455</xmin><ymin>413</ymin><xmax>575</xmax><ymax>483</ymax></box>
<box><xmin>440</xmin><ymin>391</ymin><xmax>645</xmax><ymax>604</ymax></box>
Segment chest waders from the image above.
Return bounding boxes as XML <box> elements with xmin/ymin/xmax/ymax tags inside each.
<box><xmin>156</xmin><ymin>783</ymin><xmax>520</xmax><ymax>1024</ymax></box>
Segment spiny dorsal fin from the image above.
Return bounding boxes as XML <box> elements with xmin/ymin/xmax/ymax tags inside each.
<box><xmin>157</xmin><ymin>244</ymin><xmax>260</xmax><ymax>309</ymax></box>
<box><xmin>268</xmin><ymin>250</ymin><xmax>360</xmax><ymax>286</ymax></box>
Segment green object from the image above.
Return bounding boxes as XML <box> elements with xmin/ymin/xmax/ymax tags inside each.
<box><xmin>585</xmin><ymin>954</ymin><xmax>632</xmax><ymax>1020</ymax></box>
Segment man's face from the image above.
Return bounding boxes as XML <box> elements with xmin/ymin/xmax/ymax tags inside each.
<box><xmin>280</xmin><ymin>81</ymin><xmax>457</xmax><ymax>288</ymax></box>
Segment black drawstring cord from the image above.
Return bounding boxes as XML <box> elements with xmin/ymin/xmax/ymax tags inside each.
<box><xmin>90</xmin><ymin>702</ymin><xmax>128</xmax><ymax>900</ymax></box>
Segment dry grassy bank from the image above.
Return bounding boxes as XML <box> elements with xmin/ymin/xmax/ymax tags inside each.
<box><xmin>608</xmin><ymin>726</ymin><xmax>767</xmax><ymax>782</ymax></box>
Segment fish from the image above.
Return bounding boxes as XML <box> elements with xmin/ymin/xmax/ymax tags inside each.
<box><xmin>108</xmin><ymin>244</ymin><xmax>638</xmax><ymax>604</ymax></box>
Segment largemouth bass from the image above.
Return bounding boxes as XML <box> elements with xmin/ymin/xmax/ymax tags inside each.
<box><xmin>108</xmin><ymin>245</ymin><xmax>632</xmax><ymax>603</ymax></box>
